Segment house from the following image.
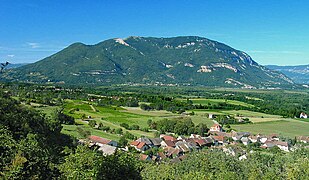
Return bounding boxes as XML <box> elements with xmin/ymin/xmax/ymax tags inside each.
<box><xmin>300</xmin><ymin>112</ymin><xmax>308</xmax><ymax>118</ymax></box>
<box><xmin>136</xmin><ymin>137</ymin><xmax>153</xmax><ymax>147</ymax></box>
<box><xmin>268</xmin><ymin>134</ymin><xmax>280</xmax><ymax>141</ymax></box>
<box><xmin>257</xmin><ymin>134</ymin><xmax>268</xmax><ymax>143</ymax></box>
<box><xmin>194</xmin><ymin>139</ymin><xmax>208</xmax><ymax>147</ymax></box>
<box><xmin>261</xmin><ymin>140</ymin><xmax>276</xmax><ymax>149</ymax></box>
<box><xmin>239</xmin><ymin>154</ymin><xmax>247</xmax><ymax>160</ymax></box>
<box><xmin>161</xmin><ymin>140</ymin><xmax>176</xmax><ymax>148</ymax></box>
<box><xmin>248</xmin><ymin>135</ymin><xmax>260</xmax><ymax>143</ymax></box>
<box><xmin>175</xmin><ymin>141</ymin><xmax>191</xmax><ymax>153</ymax></box>
<box><xmin>240</xmin><ymin>137</ymin><xmax>251</xmax><ymax>145</ymax></box>
<box><xmin>208</xmin><ymin>114</ymin><xmax>216</xmax><ymax>119</ymax></box>
<box><xmin>130</xmin><ymin>141</ymin><xmax>149</xmax><ymax>152</ymax></box>
<box><xmin>209</xmin><ymin>124</ymin><xmax>223</xmax><ymax>132</ymax></box>
<box><xmin>149</xmin><ymin>138</ymin><xmax>162</xmax><ymax>147</ymax></box>
<box><xmin>98</xmin><ymin>144</ymin><xmax>117</xmax><ymax>156</ymax></box>
<box><xmin>232</xmin><ymin>135</ymin><xmax>243</xmax><ymax>141</ymax></box>
<box><xmin>177</xmin><ymin>136</ymin><xmax>186</xmax><ymax>140</ymax></box>
<box><xmin>223</xmin><ymin>146</ymin><xmax>246</xmax><ymax>157</ymax></box>
<box><xmin>190</xmin><ymin>134</ymin><xmax>201</xmax><ymax>139</ymax></box>
<box><xmin>184</xmin><ymin>139</ymin><xmax>200</xmax><ymax>150</ymax></box>
<box><xmin>297</xmin><ymin>136</ymin><xmax>309</xmax><ymax>143</ymax></box>
<box><xmin>165</xmin><ymin>147</ymin><xmax>181</xmax><ymax>158</ymax></box>
<box><xmin>202</xmin><ymin>137</ymin><xmax>214</xmax><ymax>146</ymax></box>
<box><xmin>160</xmin><ymin>134</ymin><xmax>177</xmax><ymax>141</ymax></box>
<box><xmin>140</xmin><ymin>154</ymin><xmax>152</xmax><ymax>161</ymax></box>
<box><xmin>212</xmin><ymin>136</ymin><xmax>227</xmax><ymax>145</ymax></box>
<box><xmin>275</xmin><ymin>141</ymin><xmax>289</xmax><ymax>152</ymax></box>
<box><xmin>231</xmin><ymin>131</ymin><xmax>250</xmax><ymax>141</ymax></box>
<box><xmin>158</xmin><ymin>152</ymin><xmax>167</xmax><ymax>160</ymax></box>
<box><xmin>88</xmin><ymin>135</ymin><xmax>118</xmax><ymax>147</ymax></box>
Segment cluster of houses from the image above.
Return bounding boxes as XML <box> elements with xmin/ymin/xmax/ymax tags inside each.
<box><xmin>80</xmin><ymin>123</ymin><xmax>309</xmax><ymax>162</ymax></box>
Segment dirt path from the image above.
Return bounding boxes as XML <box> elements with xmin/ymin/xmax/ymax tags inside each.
<box><xmin>90</xmin><ymin>104</ymin><xmax>97</xmax><ymax>112</ymax></box>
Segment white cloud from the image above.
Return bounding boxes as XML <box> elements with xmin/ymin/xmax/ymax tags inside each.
<box><xmin>7</xmin><ymin>54</ymin><xmax>15</xmax><ymax>57</ymax></box>
<box><xmin>27</xmin><ymin>42</ymin><xmax>40</xmax><ymax>48</ymax></box>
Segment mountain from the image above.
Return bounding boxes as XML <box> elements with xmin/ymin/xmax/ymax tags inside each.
<box><xmin>266</xmin><ymin>65</ymin><xmax>309</xmax><ymax>84</ymax></box>
<box><xmin>1</xmin><ymin>36</ymin><xmax>293</xmax><ymax>88</ymax></box>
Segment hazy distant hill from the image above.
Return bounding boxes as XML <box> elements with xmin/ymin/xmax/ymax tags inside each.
<box><xmin>2</xmin><ymin>36</ymin><xmax>293</xmax><ymax>88</ymax></box>
<box><xmin>266</xmin><ymin>65</ymin><xmax>309</xmax><ymax>84</ymax></box>
<box><xmin>6</xmin><ymin>63</ymin><xmax>30</xmax><ymax>69</ymax></box>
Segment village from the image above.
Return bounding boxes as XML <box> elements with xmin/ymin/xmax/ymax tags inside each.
<box><xmin>80</xmin><ymin>122</ymin><xmax>309</xmax><ymax>163</ymax></box>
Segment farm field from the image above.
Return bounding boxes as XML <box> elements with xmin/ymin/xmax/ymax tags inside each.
<box><xmin>35</xmin><ymin>99</ymin><xmax>308</xmax><ymax>140</ymax></box>
<box><xmin>231</xmin><ymin>119</ymin><xmax>309</xmax><ymax>137</ymax></box>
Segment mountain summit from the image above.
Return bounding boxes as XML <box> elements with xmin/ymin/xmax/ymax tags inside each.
<box><xmin>3</xmin><ymin>36</ymin><xmax>293</xmax><ymax>88</ymax></box>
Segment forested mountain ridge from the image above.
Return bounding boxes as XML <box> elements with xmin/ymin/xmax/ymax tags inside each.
<box><xmin>2</xmin><ymin>36</ymin><xmax>293</xmax><ymax>88</ymax></box>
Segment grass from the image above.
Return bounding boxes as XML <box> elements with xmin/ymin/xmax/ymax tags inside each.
<box><xmin>231</xmin><ymin>119</ymin><xmax>309</xmax><ymax>137</ymax></box>
<box><xmin>37</xmin><ymin>99</ymin><xmax>308</xmax><ymax>141</ymax></box>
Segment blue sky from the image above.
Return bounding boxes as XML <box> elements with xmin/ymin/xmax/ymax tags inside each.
<box><xmin>1</xmin><ymin>0</ymin><xmax>309</xmax><ymax>65</ymax></box>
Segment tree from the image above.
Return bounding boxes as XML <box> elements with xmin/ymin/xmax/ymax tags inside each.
<box><xmin>115</xmin><ymin>128</ymin><xmax>123</xmax><ymax>135</ymax></box>
<box><xmin>118</xmin><ymin>136</ymin><xmax>128</xmax><ymax>147</ymax></box>
<box><xmin>195</xmin><ymin>123</ymin><xmax>209</xmax><ymax>136</ymax></box>
<box><xmin>98</xmin><ymin>122</ymin><xmax>104</xmax><ymax>130</ymax></box>
<box><xmin>120</xmin><ymin>123</ymin><xmax>130</xmax><ymax>129</ymax></box>
<box><xmin>88</xmin><ymin>120</ymin><xmax>96</xmax><ymax>128</ymax></box>
<box><xmin>81</xmin><ymin>114</ymin><xmax>86</xmax><ymax>120</ymax></box>
<box><xmin>77</xmin><ymin>127</ymin><xmax>91</xmax><ymax>138</ymax></box>
<box><xmin>53</xmin><ymin>108</ymin><xmax>75</xmax><ymax>125</ymax></box>
<box><xmin>59</xmin><ymin>145</ymin><xmax>102</xmax><ymax>179</ymax></box>
<box><xmin>130</xmin><ymin>124</ymin><xmax>140</xmax><ymax>130</ymax></box>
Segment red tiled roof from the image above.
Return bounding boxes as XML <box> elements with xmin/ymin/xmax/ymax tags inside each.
<box><xmin>195</xmin><ymin>139</ymin><xmax>207</xmax><ymax>146</ymax></box>
<box><xmin>211</xmin><ymin>124</ymin><xmax>221</xmax><ymax>128</ymax></box>
<box><xmin>164</xmin><ymin>140</ymin><xmax>176</xmax><ymax>147</ymax></box>
<box><xmin>89</xmin><ymin>135</ymin><xmax>111</xmax><ymax>144</ymax></box>
<box><xmin>140</xmin><ymin>154</ymin><xmax>149</xmax><ymax>161</ymax></box>
<box><xmin>213</xmin><ymin>136</ymin><xmax>225</xmax><ymax>141</ymax></box>
<box><xmin>137</xmin><ymin>142</ymin><xmax>146</xmax><ymax>149</ymax></box>
<box><xmin>162</xmin><ymin>135</ymin><xmax>176</xmax><ymax>141</ymax></box>
<box><xmin>275</xmin><ymin>141</ymin><xmax>288</xmax><ymax>147</ymax></box>
<box><xmin>130</xmin><ymin>141</ymin><xmax>139</xmax><ymax>146</ymax></box>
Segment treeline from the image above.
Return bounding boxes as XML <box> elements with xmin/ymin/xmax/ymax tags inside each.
<box><xmin>2</xmin><ymin>82</ymin><xmax>309</xmax><ymax>118</ymax></box>
<box><xmin>151</xmin><ymin>117</ymin><xmax>209</xmax><ymax>136</ymax></box>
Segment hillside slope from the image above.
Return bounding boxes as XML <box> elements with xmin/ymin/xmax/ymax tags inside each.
<box><xmin>2</xmin><ymin>36</ymin><xmax>293</xmax><ymax>88</ymax></box>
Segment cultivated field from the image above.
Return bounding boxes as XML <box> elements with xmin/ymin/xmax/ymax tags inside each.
<box><xmin>35</xmin><ymin>99</ymin><xmax>308</xmax><ymax>140</ymax></box>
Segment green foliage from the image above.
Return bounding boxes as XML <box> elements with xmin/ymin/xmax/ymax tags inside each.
<box><xmin>130</xmin><ymin>124</ymin><xmax>140</xmax><ymax>130</ymax></box>
<box><xmin>115</xmin><ymin>128</ymin><xmax>123</xmax><ymax>135</ymax></box>
<box><xmin>0</xmin><ymin>94</ymin><xmax>74</xmax><ymax>179</ymax></box>
<box><xmin>118</xmin><ymin>136</ymin><xmax>128</xmax><ymax>147</ymax></box>
<box><xmin>120</xmin><ymin>123</ymin><xmax>130</xmax><ymax>129</ymax></box>
<box><xmin>88</xmin><ymin>120</ymin><xmax>97</xmax><ymax>128</ymax></box>
<box><xmin>141</xmin><ymin>148</ymin><xmax>309</xmax><ymax>180</ymax></box>
<box><xmin>53</xmin><ymin>108</ymin><xmax>75</xmax><ymax>125</ymax></box>
<box><xmin>123</xmin><ymin>131</ymin><xmax>136</xmax><ymax>140</ymax></box>
<box><xmin>155</xmin><ymin>117</ymin><xmax>208</xmax><ymax>135</ymax></box>
<box><xmin>59</xmin><ymin>145</ymin><xmax>102</xmax><ymax>179</ymax></box>
<box><xmin>76</xmin><ymin>127</ymin><xmax>91</xmax><ymax>138</ymax></box>
<box><xmin>60</xmin><ymin>146</ymin><xmax>142</xmax><ymax>180</ymax></box>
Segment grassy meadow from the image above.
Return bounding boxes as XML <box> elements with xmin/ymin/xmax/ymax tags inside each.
<box><xmin>34</xmin><ymin>98</ymin><xmax>309</xmax><ymax>140</ymax></box>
